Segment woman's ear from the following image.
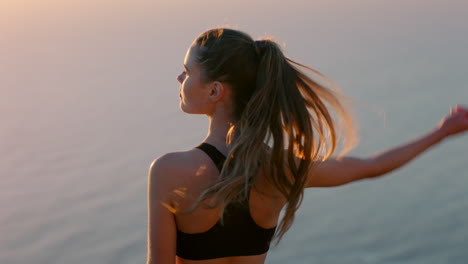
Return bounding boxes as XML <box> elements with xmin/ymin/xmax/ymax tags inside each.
<box><xmin>208</xmin><ymin>81</ymin><xmax>225</xmax><ymax>102</ymax></box>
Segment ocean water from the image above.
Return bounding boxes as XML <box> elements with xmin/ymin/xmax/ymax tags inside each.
<box><xmin>1</xmin><ymin>0</ymin><xmax>467</xmax><ymax>263</ymax></box>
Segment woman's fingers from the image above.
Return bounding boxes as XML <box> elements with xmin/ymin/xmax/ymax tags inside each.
<box><xmin>440</xmin><ymin>105</ymin><xmax>468</xmax><ymax>137</ymax></box>
<box><xmin>450</xmin><ymin>105</ymin><xmax>468</xmax><ymax>117</ymax></box>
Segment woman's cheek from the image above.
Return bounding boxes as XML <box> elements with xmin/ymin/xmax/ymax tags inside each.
<box><xmin>182</xmin><ymin>77</ymin><xmax>189</xmax><ymax>90</ymax></box>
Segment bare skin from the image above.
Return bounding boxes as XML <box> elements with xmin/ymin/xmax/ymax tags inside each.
<box><xmin>146</xmin><ymin>43</ymin><xmax>468</xmax><ymax>264</ymax></box>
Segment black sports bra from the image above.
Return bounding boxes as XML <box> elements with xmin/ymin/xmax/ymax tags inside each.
<box><xmin>176</xmin><ymin>143</ymin><xmax>277</xmax><ymax>260</ymax></box>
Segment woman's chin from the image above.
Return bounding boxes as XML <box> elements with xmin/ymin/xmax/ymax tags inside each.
<box><xmin>179</xmin><ymin>103</ymin><xmax>192</xmax><ymax>114</ymax></box>
<box><xmin>179</xmin><ymin>104</ymin><xmax>204</xmax><ymax>115</ymax></box>
<box><xmin>179</xmin><ymin>103</ymin><xmax>186</xmax><ymax>112</ymax></box>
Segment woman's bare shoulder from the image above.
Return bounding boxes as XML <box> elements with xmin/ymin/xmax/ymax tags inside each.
<box><xmin>150</xmin><ymin>149</ymin><xmax>199</xmax><ymax>174</ymax></box>
<box><xmin>150</xmin><ymin>150</ymin><xmax>193</xmax><ymax>167</ymax></box>
<box><xmin>148</xmin><ymin>148</ymin><xmax>218</xmax><ymax>186</ymax></box>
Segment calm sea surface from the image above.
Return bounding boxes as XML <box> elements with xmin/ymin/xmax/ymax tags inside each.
<box><xmin>1</xmin><ymin>1</ymin><xmax>467</xmax><ymax>263</ymax></box>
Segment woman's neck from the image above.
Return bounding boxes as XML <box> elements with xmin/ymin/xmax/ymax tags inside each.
<box><xmin>204</xmin><ymin>114</ymin><xmax>235</xmax><ymax>155</ymax></box>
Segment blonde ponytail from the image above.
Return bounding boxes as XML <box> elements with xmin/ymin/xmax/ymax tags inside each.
<box><xmin>192</xmin><ymin>28</ymin><xmax>357</xmax><ymax>242</ymax></box>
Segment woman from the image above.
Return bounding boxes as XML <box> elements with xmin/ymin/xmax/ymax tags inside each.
<box><xmin>146</xmin><ymin>28</ymin><xmax>468</xmax><ymax>264</ymax></box>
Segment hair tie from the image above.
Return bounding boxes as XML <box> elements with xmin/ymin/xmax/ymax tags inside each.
<box><xmin>253</xmin><ymin>40</ymin><xmax>268</xmax><ymax>56</ymax></box>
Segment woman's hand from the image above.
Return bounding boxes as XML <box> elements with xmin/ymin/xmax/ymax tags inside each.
<box><xmin>437</xmin><ymin>105</ymin><xmax>468</xmax><ymax>138</ymax></box>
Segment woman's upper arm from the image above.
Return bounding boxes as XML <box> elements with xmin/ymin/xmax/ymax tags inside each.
<box><xmin>147</xmin><ymin>155</ymin><xmax>178</xmax><ymax>264</ymax></box>
<box><xmin>305</xmin><ymin>156</ymin><xmax>376</xmax><ymax>188</ymax></box>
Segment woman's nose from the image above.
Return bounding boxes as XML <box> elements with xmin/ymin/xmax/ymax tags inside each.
<box><xmin>177</xmin><ymin>73</ymin><xmax>184</xmax><ymax>83</ymax></box>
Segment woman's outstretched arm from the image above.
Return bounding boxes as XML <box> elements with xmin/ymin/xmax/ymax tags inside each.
<box><xmin>306</xmin><ymin>105</ymin><xmax>468</xmax><ymax>188</ymax></box>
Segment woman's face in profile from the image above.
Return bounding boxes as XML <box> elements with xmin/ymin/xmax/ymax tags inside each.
<box><xmin>176</xmin><ymin>44</ymin><xmax>211</xmax><ymax>114</ymax></box>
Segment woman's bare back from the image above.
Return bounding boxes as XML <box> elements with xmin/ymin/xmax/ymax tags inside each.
<box><xmin>166</xmin><ymin>148</ymin><xmax>286</xmax><ymax>264</ymax></box>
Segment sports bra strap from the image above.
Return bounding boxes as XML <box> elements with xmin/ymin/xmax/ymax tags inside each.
<box><xmin>195</xmin><ymin>143</ymin><xmax>226</xmax><ymax>172</ymax></box>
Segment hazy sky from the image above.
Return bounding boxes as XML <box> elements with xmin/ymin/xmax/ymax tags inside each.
<box><xmin>2</xmin><ymin>0</ymin><xmax>467</xmax><ymax>139</ymax></box>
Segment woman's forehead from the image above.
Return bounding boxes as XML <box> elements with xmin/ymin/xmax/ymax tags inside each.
<box><xmin>184</xmin><ymin>44</ymin><xmax>200</xmax><ymax>68</ymax></box>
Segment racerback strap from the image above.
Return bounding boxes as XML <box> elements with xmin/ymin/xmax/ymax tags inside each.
<box><xmin>195</xmin><ymin>143</ymin><xmax>226</xmax><ymax>172</ymax></box>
